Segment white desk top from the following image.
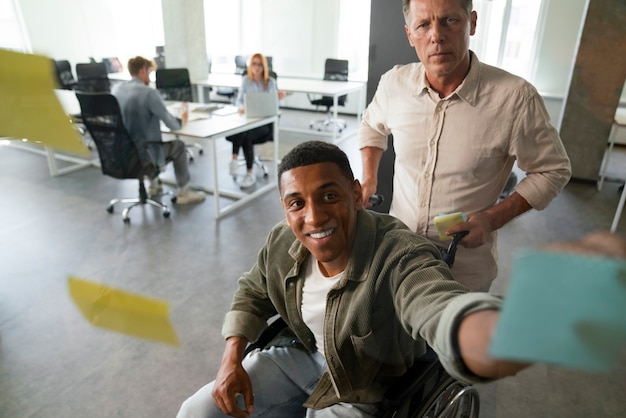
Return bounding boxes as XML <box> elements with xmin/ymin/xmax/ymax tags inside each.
<box><xmin>193</xmin><ymin>73</ymin><xmax>365</xmax><ymax>95</ymax></box>
<box><xmin>163</xmin><ymin>102</ymin><xmax>276</xmax><ymax>139</ymax></box>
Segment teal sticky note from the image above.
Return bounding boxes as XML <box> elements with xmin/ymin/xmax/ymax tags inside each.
<box><xmin>489</xmin><ymin>249</ymin><xmax>626</xmax><ymax>372</ymax></box>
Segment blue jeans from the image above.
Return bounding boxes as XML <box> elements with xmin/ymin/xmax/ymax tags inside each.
<box><xmin>176</xmin><ymin>346</ymin><xmax>381</xmax><ymax>418</ymax></box>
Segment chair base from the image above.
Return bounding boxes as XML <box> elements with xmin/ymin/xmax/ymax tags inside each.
<box><xmin>185</xmin><ymin>143</ymin><xmax>204</xmax><ymax>162</ymax></box>
<box><xmin>309</xmin><ymin>116</ymin><xmax>347</xmax><ymax>133</ymax></box>
<box><xmin>106</xmin><ymin>197</ymin><xmax>171</xmax><ymax>223</ymax></box>
<box><xmin>106</xmin><ymin>181</ymin><xmax>173</xmax><ymax>224</ymax></box>
<box><xmin>235</xmin><ymin>156</ymin><xmax>269</xmax><ymax>179</ymax></box>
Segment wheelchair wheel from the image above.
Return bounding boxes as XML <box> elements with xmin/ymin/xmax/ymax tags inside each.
<box><xmin>414</xmin><ymin>377</ymin><xmax>479</xmax><ymax>418</ymax></box>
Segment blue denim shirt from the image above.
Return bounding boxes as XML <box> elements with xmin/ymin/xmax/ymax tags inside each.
<box><xmin>222</xmin><ymin>210</ymin><xmax>502</xmax><ymax>408</ymax></box>
<box><xmin>112</xmin><ymin>77</ymin><xmax>181</xmax><ymax>167</ymax></box>
<box><xmin>234</xmin><ymin>76</ymin><xmax>278</xmax><ymax>107</ymax></box>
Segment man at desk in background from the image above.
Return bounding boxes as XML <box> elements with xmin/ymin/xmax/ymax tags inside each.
<box><xmin>112</xmin><ymin>56</ymin><xmax>206</xmax><ymax>205</ymax></box>
<box><xmin>359</xmin><ymin>0</ymin><xmax>571</xmax><ymax>291</ymax></box>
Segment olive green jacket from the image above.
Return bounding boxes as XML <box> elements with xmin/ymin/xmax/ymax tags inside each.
<box><xmin>222</xmin><ymin>209</ymin><xmax>501</xmax><ymax>408</ymax></box>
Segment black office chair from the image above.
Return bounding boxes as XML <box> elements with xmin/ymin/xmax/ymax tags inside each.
<box><xmin>53</xmin><ymin>59</ymin><xmax>78</xmax><ymax>90</ymax></box>
<box><xmin>216</xmin><ymin>55</ymin><xmax>249</xmax><ymax>103</ymax></box>
<box><xmin>76</xmin><ymin>62</ymin><xmax>111</xmax><ymax>93</ymax></box>
<box><xmin>308</xmin><ymin>58</ymin><xmax>349</xmax><ymax>133</ymax></box>
<box><xmin>102</xmin><ymin>57</ymin><xmax>124</xmax><ymax>74</ymax></box>
<box><xmin>155</xmin><ymin>68</ymin><xmax>204</xmax><ymax>162</ymax></box>
<box><xmin>75</xmin><ymin>92</ymin><xmax>173</xmax><ymax>224</ymax></box>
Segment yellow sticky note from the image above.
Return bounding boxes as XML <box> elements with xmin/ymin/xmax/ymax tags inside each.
<box><xmin>68</xmin><ymin>276</ymin><xmax>180</xmax><ymax>346</ymax></box>
<box><xmin>434</xmin><ymin>212</ymin><xmax>466</xmax><ymax>240</ymax></box>
<box><xmin>0</xmin><ymin>50</ymin><xmax>88</xmax><ymax>155</ymax></box>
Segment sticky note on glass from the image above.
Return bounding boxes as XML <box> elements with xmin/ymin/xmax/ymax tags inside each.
<box><xmin>0</xmin><ymin>49</ymin><xmax>88</xmax><ymax>155</ymax></box>
<box><xmin>68</xmin><ymin>276</ymin><xmax>180</xmax><ymax>346</ymax></box>
<box><xmin>489</xmin><ymin>250</ymin><xmax>626</xmax><ymax>372</ymax></box>
<box><xmin>434</xmin><ymin>212</ymin><xmax>466</xmax><ymax>240</ymax></box>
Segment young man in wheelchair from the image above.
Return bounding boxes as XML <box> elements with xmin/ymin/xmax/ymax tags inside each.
<box><xmin>177</xmin><ymin>141</ymin><xmax>625</xmax><ymax>418</ymax></box>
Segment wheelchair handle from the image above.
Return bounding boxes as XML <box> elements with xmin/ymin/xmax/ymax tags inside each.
<box><xmin>368</xmin><ymin>194</ymin><xmax>384</xmax><ymax>207</ymax></box>
<box><xmin>439</xmin><ymin>231</ymin><xmax>468</xmax><ymax>268</ymax></box>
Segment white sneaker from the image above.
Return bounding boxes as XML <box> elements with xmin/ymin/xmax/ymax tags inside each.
<box><xmin>229</xmin><ymin>160</ymin><xmax>239</xmax><ymax>177</ymax></box>
<box><xmin>176</xmin><ymin>189</ymin><xmax>206</xmax><ymax>205</ymax></box>
<box><xmin>240</xmin><ymin>173</ymin><xmax>256</xmax><ymax>189</ymax></box>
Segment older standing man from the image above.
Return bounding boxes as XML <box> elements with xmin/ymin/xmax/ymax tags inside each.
<box><xmin>358</xmin><ymin>0</ymin><xmax>572</xmax><ymax>291</ymax></box>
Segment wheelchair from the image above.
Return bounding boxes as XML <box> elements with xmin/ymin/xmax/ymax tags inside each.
<box><xmin>242</xmin><ymin>226</ymin><xmax>478</xmax><ymax>418</ymax></box>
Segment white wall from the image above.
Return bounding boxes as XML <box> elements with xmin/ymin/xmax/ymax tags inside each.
<box><xmin>533</xmin><ymin>0</ymin><xmax>588</xmax><ymax>97</ymax></box>
<box><xmin>17</xmin><ymin>0</ymin><xmax>163</xmax><ymax>69</ymax></box>
<box><xmin>15</xmin><ymin>0</ymin><xmax>621</xmax><ymax>105</ymax></box>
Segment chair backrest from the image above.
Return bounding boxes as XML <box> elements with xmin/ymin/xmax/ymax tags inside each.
<box><xmin>75</xmin><ymin>92</ymin><xmax>150</xmax><ymax>180</ymax></box>
<box><xmin>235</xmin><ymin>55</ymin><xmax>248</xmax><ymax>74</ymax></box>
<box><xmin>76</xmin><ymin>62</ymin><xmax>111</xmax><ymax>93</ymax></box>
<box><xmin>53</xmin><ymin>59</ymin><xmax>77</xmax><ymax>90</ymax></box>
<box><xmin>323</xmin><ymin>58</ymin><xmax>349</xmax><ymax>105</ymax></box>
<box><xmin>102</xmin><ymin>57</ymin><xmax>123</xmax><ymax>73</ymax></box>
<box><xmin>155</xmin><ymin>68</ymin><xmax>193</xmax><ymax>102</ymax></box>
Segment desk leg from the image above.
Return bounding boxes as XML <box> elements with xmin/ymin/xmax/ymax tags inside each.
<box><xmin>332</xmin><ymin>94</ymin><xmax>339</xmax><ymax>143</ymax></box>
<box><xmin>611</xmin><ymin>181</ymin><xmax>626</xmax><ymax>232</ymax></box>
<box><xmin>210</xmin><ymin>138</ymin><xmax>220</xmax><ymax>217</ymax></box>
<box><xmin>598</xmin><ymin>122</ymin><xmax>618</xmax><ymax>191</ymax></box>
<box><xmin>196</xmin><ymin>85</ymin><xmax>205</xmax><ymax>104</ymax></box>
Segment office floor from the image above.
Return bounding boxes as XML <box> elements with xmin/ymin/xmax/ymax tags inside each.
<box><xmin>1</xmin><ymin>110</ymin><xmax>625</xmax><ymax>418</ymax></box>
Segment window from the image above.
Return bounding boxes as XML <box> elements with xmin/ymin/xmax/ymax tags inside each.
<box><xmin>204</xmin><ymin>0</ymin><xmax>371</xmax><ymax>81</ymax></box>
<box><xmin>470</xmin><ymin>0</ymin><xmax>544</xmax><ymax>82</ymax></box>
<box><xmin>0</xmin><ymin>0</ymin><xmax>30</xmax><ymax>52</ymax></box>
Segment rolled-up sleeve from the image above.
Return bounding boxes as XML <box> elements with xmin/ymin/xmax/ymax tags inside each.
<box><xmin>510</xmin><ymin>85</ymin><xmax>571</xmax><ymax>210</ymax></box>
<box><xmin>432</xmin><ymin>292</ymin><xmax>503</xmax><ymax>384</ymax></box>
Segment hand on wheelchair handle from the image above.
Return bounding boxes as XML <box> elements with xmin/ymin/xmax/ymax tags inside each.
<box><xmin>367</xmin><ymin>194</ymin><xmax>384</xmax><ymax>207</ymax></box>
<box><xmin>439</xmin><ymin>231</ymin><xmax>469</xmax><ymax>268</ymax></box>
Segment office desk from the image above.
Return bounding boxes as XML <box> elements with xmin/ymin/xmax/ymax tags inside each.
<box><xmin>163</xmin><ymin>102</ymin><xmax>279</xmax><ymax>219</ymax></box>
<box><xmin>193</xmin><ymin>74</ymin><xmax>366</xmax><ymax>143</ymax></box>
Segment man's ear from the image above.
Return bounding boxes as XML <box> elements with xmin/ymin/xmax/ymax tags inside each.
<box><xmin>354</xmin><ymin>179</ymin><xmax>364</xmax><ymax>209</ymax></box>
<box><xmin>405</xmin><ymin>25</ymin><xmax>415</xmax><ymax>47</ymax></box>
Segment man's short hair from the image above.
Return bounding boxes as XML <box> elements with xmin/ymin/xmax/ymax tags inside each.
<box><xmin>278</xmin><ymin>141</ymin><xmax>354</xmax><ymax>191</ymax></box>
<box><xmin>127</xmin><ymin>56</ymin><xmax>155</xmax><ymax>76</ymax></box>
<box><xmin>402</xmin><ymin>0</ymin><xmax>473</xmax><ymax>24</ymax></box>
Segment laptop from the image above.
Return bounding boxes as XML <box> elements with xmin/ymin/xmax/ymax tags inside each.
<box><xmin>244</xmin><ymin>92</ymin><xmax>279</xmax><ymax>117</ymax></box>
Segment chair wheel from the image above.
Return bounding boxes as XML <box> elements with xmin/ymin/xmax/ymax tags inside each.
<box><xmin>163</xmin><ymin>211</ymin><xmax>170</xmax><ymax>218</ymax></box>
<box><xmin>199</xmin><ymin>149</ymin><xmax>204</xmax><ymax>155</ymax></box>
<box><xmin>123</xmin><ymin>217</ymin><xmax>131</xmax><ymax>224</ymax></box>
<box><xmin>189</xmin><ymin>157</ymin><xmax>194</xmax><ymax>163</ymax></box>
<box><xmin>171</xmin><ymin>196</ymin><xmax>177</xmax><ymax>204</ymax></box>
<box><xmin>264</xmin><ymin>172</ymin><xmax>269</xmax><ymax>178</ymax></box>
<box><xmin>106</xmin><ymin>206</ymin><xmax>114</xmax><ymax>213</ymax></box>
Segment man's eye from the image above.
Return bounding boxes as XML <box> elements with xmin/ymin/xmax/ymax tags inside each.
<box><xmin>323</xmin><ymin>193</ymin><xmax>338</xmax><ymax>201</ymax></box>
<box><xmin>288</xmin><ymin>200</ymin><xmax>303</xmax><ymax>208</ymax></box>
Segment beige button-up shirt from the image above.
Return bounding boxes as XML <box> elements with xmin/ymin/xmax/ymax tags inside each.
<box><xmin>359</xmin><ymin>52</ymin><xmax>571</xmax><ymax>290</ymax></box>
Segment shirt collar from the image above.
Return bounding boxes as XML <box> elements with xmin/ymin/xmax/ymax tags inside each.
<box><xmin>415</xmin><ymin>50</ymin><xmax>480</xmax><ymax>106</ymax></box>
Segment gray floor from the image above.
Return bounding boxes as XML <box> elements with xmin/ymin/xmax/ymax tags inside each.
<box><xmin>1</xmin><ymin>110</ymin><xmax>625</xmax><ymax>417</ymax></box>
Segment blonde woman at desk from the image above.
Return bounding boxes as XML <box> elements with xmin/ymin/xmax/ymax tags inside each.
<box><xmin>226</xmin><ymin>53</ymin><xmax>285</xmax><ymax>189</ymax></box>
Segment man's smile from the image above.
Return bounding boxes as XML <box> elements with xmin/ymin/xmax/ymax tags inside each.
<box><xmin>308</xmin><ymin>228</ymin><xmax>335</xmax><ymax>239</ymax></box>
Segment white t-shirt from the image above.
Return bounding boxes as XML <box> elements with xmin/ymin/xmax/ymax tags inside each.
<box><xmin>301</xmin><ymin>257</ymin><xmax>343</xmax><ymax>356</ymax></box>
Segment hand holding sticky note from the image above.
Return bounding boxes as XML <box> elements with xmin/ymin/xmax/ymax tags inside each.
<box><xmin>434</xmin><ymin>212</ymin><xmax>466</xmax><ymax>240</ymax></box>
<box><xmin>489</xmin><ymin>250</ymin><xmax>626</xmax><ymax>372</ymax></box>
